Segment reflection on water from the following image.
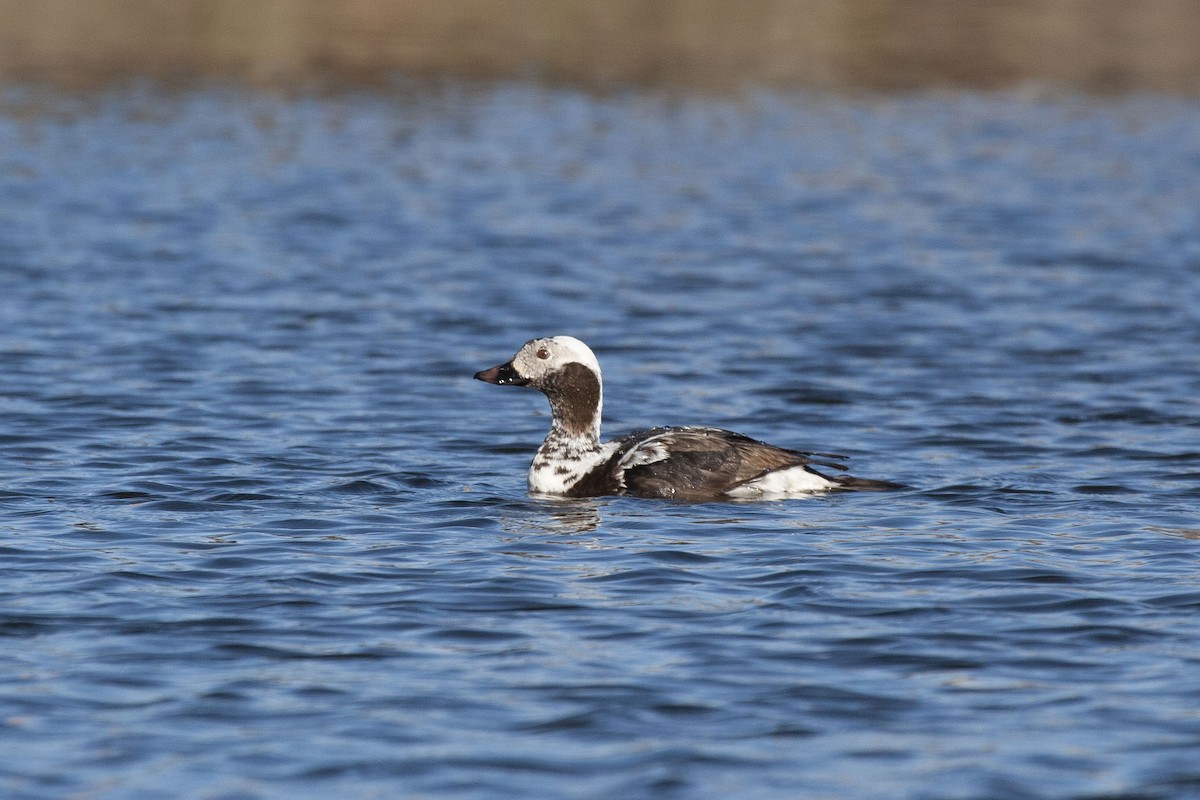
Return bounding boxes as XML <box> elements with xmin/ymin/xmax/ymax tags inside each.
<box><xmin>500</xmin><ymin>498</ymin><xmax>604</xmax><ymax>536</ymax></box>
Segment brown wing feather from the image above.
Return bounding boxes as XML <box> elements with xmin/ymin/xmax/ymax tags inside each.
<box><xmin>616</xmin><ymin>427</ymin><xmax>842</xmax><ymax>501</ymax></box>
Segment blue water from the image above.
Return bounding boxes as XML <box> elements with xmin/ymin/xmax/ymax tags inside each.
<box><xmin>2</xmin><ymin>84</ymin><xmax>1200</xmax><ymax>799</ymax></box>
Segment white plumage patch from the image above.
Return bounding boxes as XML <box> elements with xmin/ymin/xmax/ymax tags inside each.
<box><xmin>618</xmin><ymin>440</ymin><xmax>670</xmax><ymax>469</ymax></box>
<box><xmin>528</xmin><ymin>440</ymin><xmax>616</xmax><ymax>496</ymax></box>
<box><xmin>724</xmin><ymin>466</ymin><xmax>836</xmax><ymax>500</ymax></box>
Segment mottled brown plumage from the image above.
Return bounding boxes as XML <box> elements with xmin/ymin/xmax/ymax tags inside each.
<box><xmin>561</xmin><ymin>427</ymin><xmax>858</xmax><ymax>500</ymax></box>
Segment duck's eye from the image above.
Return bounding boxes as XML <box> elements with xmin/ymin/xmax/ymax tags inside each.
<box><xmin>536</xmin><ymin>347</ymin><xmax>550</xmax><ymax>360</ymax></box>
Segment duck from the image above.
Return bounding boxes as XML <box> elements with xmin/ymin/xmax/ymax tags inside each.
<box><xmin>474</xmin><ymin>336</ymin><xmax>902</xmax><ymax>501</ymax></box>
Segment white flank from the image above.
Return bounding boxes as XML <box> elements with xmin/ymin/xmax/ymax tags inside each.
<box><xmin>724</xmin><ymin>466</ymin><xmax>836</xmax><ymax>500</ymax></box>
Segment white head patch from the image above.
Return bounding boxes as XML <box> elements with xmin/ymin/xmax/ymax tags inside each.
<box><xmin>510</xmin><ymin>336</ymin><xmax>603</xmax><ymax>386</ymax></box>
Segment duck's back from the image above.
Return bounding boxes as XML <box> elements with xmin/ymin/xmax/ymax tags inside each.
<box><xmin>573</xmin><ymin>426</ymin><xmax>852</xmax><ymax>501</ymax></box>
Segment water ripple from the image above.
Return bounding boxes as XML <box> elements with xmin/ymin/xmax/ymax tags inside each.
<box><xmin>1</xmin><ymin>85</ymin><xmax>1199</xmax><ymax>800</ymax></box>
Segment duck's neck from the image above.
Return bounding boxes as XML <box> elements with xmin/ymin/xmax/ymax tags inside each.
<box><xmin>535</xmin><ymin>425</ymin><xmax>600</xmax><ymax>462</ymax></box>
<box><xmin>528</xmin><ymin>366</ymin><xmax>605</xmax><ymax>494</ymax></box>
<box><xmin>540</xmin><ymin>362</ymin><xmax>603</xmax><ymax>443</ymax></box>
<box><xmin>537</xmin><ymin>391</ymin><xmax>602</xmax><ymax>462</ymax></box>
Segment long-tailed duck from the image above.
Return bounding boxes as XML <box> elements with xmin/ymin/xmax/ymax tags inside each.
<box><xmin>474</xmin><ymin>336</ymin><xmax>902</xmax><ymax>501</ymax></box>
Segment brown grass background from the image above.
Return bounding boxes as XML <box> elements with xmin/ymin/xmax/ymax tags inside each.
<box><xmin>1</xmin><ymin>0</ymin><xmax>1198</xmax><ymax>90</ymax></box>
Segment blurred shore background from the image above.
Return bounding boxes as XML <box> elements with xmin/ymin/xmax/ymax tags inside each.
<box><xmin>1</xmin><ymin>0</ymin><xmax>1198</xmax><ymax>92</ymax></box>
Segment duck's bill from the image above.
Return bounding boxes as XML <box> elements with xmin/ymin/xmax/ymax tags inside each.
<box><xmin>474</xmin><ymin>362</ymin><xmax>530</xmax><ymax>386</ymax></box>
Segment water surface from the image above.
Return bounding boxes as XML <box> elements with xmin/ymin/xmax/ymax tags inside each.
<box><xmin>2</xmin><ymin>85</ymin><xmax>1200</xmax><ymax>799</ymax></box>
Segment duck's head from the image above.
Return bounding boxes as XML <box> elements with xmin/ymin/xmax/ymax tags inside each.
<box><xmin>475</xmin><ymin>336</ymin><xmax>600</xmax><ymax>388</ymax></box>
<box><xmin>475</xmin><ymin>336</ymin><xmax>603</xmax><ymax>437</ymax></box>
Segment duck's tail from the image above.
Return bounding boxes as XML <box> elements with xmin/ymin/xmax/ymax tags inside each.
<box><xmin>833</xmin><ymin>475</ymin><xmax>907</xmax><ymax>492</ymax></box>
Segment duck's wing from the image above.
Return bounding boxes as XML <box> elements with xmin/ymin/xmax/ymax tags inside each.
<box><xmin>611</xmin><ymin>426</ymin><xmax>847</xmax><ymax>500</ymax></box>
